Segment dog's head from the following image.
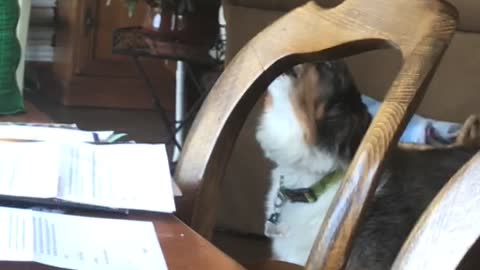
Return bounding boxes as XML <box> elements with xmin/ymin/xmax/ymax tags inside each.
<box><xmin>256</xmin><ymin>61</ymin><xmax>371</xmax><ymax>168</ymax></box>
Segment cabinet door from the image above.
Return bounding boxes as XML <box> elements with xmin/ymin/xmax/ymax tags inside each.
<box><xmin>55</xmin><ymin>0</ymin><xmax>175</xmax><ymax>110</ymax></box>
<box><xmin>77</xmin><ymin>0</ymin><xmax>174</xmax><ymax>77</ymax></box>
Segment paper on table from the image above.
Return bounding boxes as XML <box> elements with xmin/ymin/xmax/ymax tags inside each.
<box><xmin>0</xmin><ymin>142</ymin><xmax>60</xmax><ymax>198</ymax></box>
<box><xmin>0</xmin><ymin>141</ymin><xmax>176</xmax><ymax>213</ymax></box>
<box><xmin>0</xmin><ymin>207</ymin><xmax>34</xmax><ymax>261</ymax></box>
<box><xmin>0</xmin><ymin>207</ymin><xmax>168</xmax><ymax>270</ymax></box>
<box><xmin>57</xmin><ymin>143</ymin><xmax>176</xmax><ymax>212</ymax></box>
<box><xmin>0</xmin><ymin>124</ymin><xmax>114</xmax><ymax>143</ymax></box>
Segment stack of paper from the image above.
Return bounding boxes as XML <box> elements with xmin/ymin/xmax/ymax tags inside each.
<box><xmin>0</xmin><ymin>141</ymin><xmax>176</xmax><ymax>213</ymax></box>
<box><xmin>0</xmin><ymin>123</ymin><xmax>176</xmax><ymax>269</ymax></box>
<box><xmin>0</xmin><ymin>206</ymin><xmax>168</xmax><ymax>270</ymax></box>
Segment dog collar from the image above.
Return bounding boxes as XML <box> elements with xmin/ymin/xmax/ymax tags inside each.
<box><xmin>280</xmin><ymin>170</ymin><xmax>344</xmax><ymax>203</ymax></box>
<box><xmin>265</xmin><ymin>170</ymin><xmax>344</xmax><ymax>235</ymax></box>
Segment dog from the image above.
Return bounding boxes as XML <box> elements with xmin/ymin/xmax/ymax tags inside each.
<box><xmin>255</xmin><ymin>61</ymin><xmax>478</xmax><ymax>268</ymax></box>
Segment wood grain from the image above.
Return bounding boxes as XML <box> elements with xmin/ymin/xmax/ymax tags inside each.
<box><xmin>50</xmin><ymin>0</ymin><xmax>175</xmax><ymax>109</ymax></box>
<box><xmin>392</xmin><ymin>151</ymin><xmax>480</xmax><ymax>270</ymax></box>
<box><xmin>112</xmin><ymin>27</ymin><xmax>217</xmax><ymax>66</ymax></box>
<box><xmin>153</xmin><ymin>214</ymin><xmax>246</xmax><ymax>270</ymax></box>
<box><xmin>174</xmin><ymin>0</ymin><xmax>458</xmax><ymax>269</ymax></box>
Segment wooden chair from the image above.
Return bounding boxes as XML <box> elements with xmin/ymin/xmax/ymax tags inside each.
<box><xmin>173</xmin><ymin>0</ymin><xmax>479</xmax><ymax>269</ymax></box>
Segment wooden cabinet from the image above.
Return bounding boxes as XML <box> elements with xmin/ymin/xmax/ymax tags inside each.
<box><xmin>52</xmin><ymin>0</ymin><xmax>175</xmax><ymax>110</ymax></box>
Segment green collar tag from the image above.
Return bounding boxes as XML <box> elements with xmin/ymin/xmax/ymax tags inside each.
<box><xmin>280</xmin><ymin>170</ymin><xmax>343</xmax><ymax>203</ymax></box>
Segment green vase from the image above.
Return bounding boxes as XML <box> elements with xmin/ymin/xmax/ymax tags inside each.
<box><xmin>0</xmin><ymin>0</ymin><xmax>25</xmax><ymax>115</ymax></box>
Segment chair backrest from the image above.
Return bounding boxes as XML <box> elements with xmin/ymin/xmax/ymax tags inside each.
<box><xmin>175</xmin><ymin>0</ymin><xmax>458</xmax><ymax>269</ymax></box>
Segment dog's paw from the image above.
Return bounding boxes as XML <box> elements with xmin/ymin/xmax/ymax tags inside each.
<box><xmin>265</xmin><ymin>221</ymin><xmax>290</xmax><ymax>238</ymax></box>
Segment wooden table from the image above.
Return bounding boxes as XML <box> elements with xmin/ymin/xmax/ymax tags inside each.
<box><xmin>0</xmin><ymin>102</ymin><xmax>246</xmax><ymax>270</ymax></box>
<box><xmin>153</xmin><ymin>214</ymin><xmax>245</xmax><ymax>270</ymax></box>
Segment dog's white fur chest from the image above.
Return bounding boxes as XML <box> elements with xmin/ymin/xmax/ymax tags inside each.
<box><xmin>256</xmin><ymin>75</ymin><xmax>341</xmax><ymax>266</ymax></box>
<box><xmin>267</xmin><ymin>167</ymin><xmax>341</xmax><ymax>265</ymax></box>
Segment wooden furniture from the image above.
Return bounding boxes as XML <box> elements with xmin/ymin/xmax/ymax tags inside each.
<box><xmin>173</xmin><ymin>0</ymin><xmax>472</xmax><ymax>269</ymax></box>
<box><xmin>1</xmin><ymin>214</ymin><xmax>246</xmax><ymax>270</ymax></box>
<box><xmin>150</xmin><ymin>214</ymin><xmax>246</xmax><ymax>270</ymax></box>
<box><xmin>113</xmin><ymin>27</ymin><xmax>218</xmax><ymax>65</ymax></box>
<box><xmin>51</xmin><ymin>0</ymin><xmax>176</xmax><ymax>110</ymax></box>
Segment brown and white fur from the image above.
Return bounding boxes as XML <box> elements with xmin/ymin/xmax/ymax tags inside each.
<box><xmin>256</xmin><ymin>62</ymin><xmax>477</xmax><ymax>268</ymax></box>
